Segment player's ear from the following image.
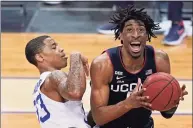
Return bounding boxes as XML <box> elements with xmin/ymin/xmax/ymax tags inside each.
<box><xmin>146</xmin><ymin>33</ymin><xmax>149</xmax><ymax>42</ymax></box>
<box><xmin>119</xmin><ymin>33</ymin><xmax>122</xmax><ymax>40</ymax></box>
<box><xmin>35</xmin><ymin>53</ymin><xmax>44</xmax><ymax>63</ymax></box>
<box><xmin>119</xmin><ymin>33</ymin><xmax>123</xmax><ymax>44</ymax></box>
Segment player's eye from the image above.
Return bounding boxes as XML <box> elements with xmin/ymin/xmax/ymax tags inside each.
<box><xmin>127</xmin><ymin>28</ymin><xmax>132</xmax><ymax>32</ymax></box>
<box><xmin>139</xmin><ymin>28</ymin><xmax>145</xmax><ymax>32</ymax></box>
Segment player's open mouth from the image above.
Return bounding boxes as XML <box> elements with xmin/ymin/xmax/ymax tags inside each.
<box><xmin>63</xmin><ymin>56</ymin><xmax>68</xmax><ymax>59</ymax></box>
<box><xmin>129</xmin><ymin>42</ymin><xmax>141</xmax><ymax>53</ymax></box>
<box><xmin>63</xmin><ymin>57</ymin><xmax>68</xmax><ymax>59</ymax></box>
<box><xmin>61</xmin><ymin>55</ymin><xmax>68</xmax><ymax>59</ymax></box>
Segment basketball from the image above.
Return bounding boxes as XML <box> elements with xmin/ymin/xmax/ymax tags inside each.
<box><xmin>142</xmin><ymin>72</ymin><xmax>181</xmax><ymax>111</ymax></box>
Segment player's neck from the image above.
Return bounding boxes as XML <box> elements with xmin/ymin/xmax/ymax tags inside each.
<box><xmin>38</xmin><ymin>65</ymin><xmax>60</xmax><ymax>74</ymax></box>
<box><xmin>121</xmin><ymin>46</ymin><xmax>144</xmax><ymax>72</ymax></box>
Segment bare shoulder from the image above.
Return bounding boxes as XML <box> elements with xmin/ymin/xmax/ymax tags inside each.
<box><xmin>49</xmin><ymin>70</ymin><xmax>68</xmax><ymax>80</ymax></box>
<box><xmin>41</xmin><ymin>71</ymin><xmax>67</xmax><ymax>89</ymax></box>
<box><xmin>92</xmin><ymin>52</ymin><xmax>110</xmax><ymax>63</ymax></box>
<box><xmin>90</xmin><ymin>52</ymin><xmax>113</xmax><ymax>86</ymax></box>
<box><xmin>154</xmin><ymin>49</ymin><xmax>170</xmax><ymax>73</ymax></box>
<box><xmin>155</xmin><ymin>49</ymin><xmax>170</xmax><ymax>62</ymax></box>
<box><xmin>91</xmin><ymin>52</ymin><xmax>113</xmax><ymax>72</ymax></box>
<box><xmin>40</xmin><ymin>70</ymin><xmax>68</xmax><ymax>101</ymax></box>
<box><xmin>48</xmin><ymin>70</ymin><xmax>68</xmax><ymax>87</ymax></box>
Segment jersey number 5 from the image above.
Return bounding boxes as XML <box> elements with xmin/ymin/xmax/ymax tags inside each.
<box><xmin>34</xmin><ymin>94</ymin><xmax>50</xmax><ymax>123</ymax></box>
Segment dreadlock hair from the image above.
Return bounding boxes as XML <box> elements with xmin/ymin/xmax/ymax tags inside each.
<box><xmin>25</xmin><ymin>35</ymin><xmax>50</xmax><ymax>66</ymax></box>
<box><xmin>110</xmin><ymin>5</ymin><xmax>161</xmax><ymax>42</ymax></box>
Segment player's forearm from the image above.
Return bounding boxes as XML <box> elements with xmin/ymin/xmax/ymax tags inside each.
<box><xmin>92</xmin><ymin>100</ymin><xmax>132</xmax><ymax>125</ymax></box>
<box><xmin>66</xmin><ymin>53</ymin><xmax>86</xmax><ymax>99</ymax></box>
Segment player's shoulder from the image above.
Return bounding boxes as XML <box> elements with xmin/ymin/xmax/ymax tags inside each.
<box><xmin>154</xmin><ymin>49</ymin><xmax>169</xmax><ymax>60</ymax></box>
<box><xmin>91</xmin><ymin>52</ymin><xmax>111</xmax><ymax>66</ymax></box>
<box><xmin>154</xmin><ymin>49</ymin><xmax>170</xmax><ymax>66</ymax></box>
<box><xmin>146</xmin><ymin>45</ymin><xmax>168</xmax><ymax>58</ymax></box>
<box><xmin>48</xmin><ymin>70</ymin><xmax>68</xmax><ymax>83</ymax></box>
<box><xmin>44</xmin><ymin>70</ymin><xmax>68</xmax><ymax>89</ymax></box>
<box><xmin>50</xmin><ymin>70</ymin><xmax>68</xmax><ymax>76</ymax></box>
<box><xmin>90</xmin><ymin>52</ymin><xmax>113</xmax><ymax>74</ymax></box>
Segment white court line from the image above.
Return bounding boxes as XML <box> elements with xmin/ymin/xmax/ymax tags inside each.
<box><xmin>1</xmin><ymin>110</ymin><xmax>192</xmax><ymax>115</ymax></box>
<box><xmin>1</xmin><ymin>79</ymin><xmax>192</xmax><ymax>115</ymax></box>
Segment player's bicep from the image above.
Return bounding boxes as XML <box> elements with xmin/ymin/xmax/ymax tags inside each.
<box><xmin>155</xmin><ymin>50</ymin><xmax>171</xmax><ymax>74</ymax></box>
<box><xmin>91</xmin><ymin>81</ymin><xmax>109</xmax><ymax>110</ymax></box>
<box><xmin>49</xmin><ymin>70</ymin><xmax>77</xmax><ymax>100</ymax></box>
<box><xmin>90</xmin><ymin>57</ymin><xmax>112</xmax><ymax>112</ymax></box>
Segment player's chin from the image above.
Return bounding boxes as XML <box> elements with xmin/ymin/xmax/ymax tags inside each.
<box><xmin>60</xmin><ymin>61</ymin><xmax>67</xmax><ymax>68</ymax></box>
<box><xmin>63</xmin><ymin>61</ymin><xmax>68</xmax><ymax>67</ymax></box>
<box><xmin>129</xmin><ymin>49</ymin><xmax>142</xmax><ymax>58</ymax></box>
<box><xmin>131</xmin><ymin>52</ymin><xmax>141</xmax><ymax>59</ymax></box>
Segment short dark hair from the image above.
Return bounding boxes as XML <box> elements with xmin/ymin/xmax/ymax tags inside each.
<box><xmin>25</xmin><ymin>35</ymin><xmax>50</xmax><ymax>66</ymax></box>
<box><xmin>110</xmin><ymin>5</ymin><xmax>161</xmax><ymax>42</ymax></box>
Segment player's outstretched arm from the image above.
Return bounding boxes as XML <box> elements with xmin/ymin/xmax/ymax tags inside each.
<box><xmin>49</xmin><ymin>52</ymin><xmax>87</xmax><ymax>101</ymax></box>
<box><xmin>155</xmin><ymin>49</ymin><xmax>178</xmax><ymax>118</ymax></box>
<box><xmin>90</xmin><ymin>53</ymin><xmax>151</xmax><ymax>125</ymax></box>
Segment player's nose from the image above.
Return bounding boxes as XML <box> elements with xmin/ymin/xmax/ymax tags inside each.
<box><xmin>132</xmin><ymin>31</ymin><xmax>140</xmax><ymax>39</ymax></box>
<box><xmin>60</xmin><ymin>47</ymin><xmax>64</xmax><ymax>53</ymax></box>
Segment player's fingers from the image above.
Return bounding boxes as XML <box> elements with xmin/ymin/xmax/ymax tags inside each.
<box><xmin>135</xmin><ymin>88</ymin><xmax>146</xmax><ymax>96</ymax></box>
<box><xmin>136</xmin><ymin>96</ymin><xmax>149</xmax><ymax>101</ymax></box>
<box><xmin>87</xmin><ymin>64</ymin><xmax>90</xmax><ymax>76</ymax></box>
<box><xmin>137</xmin><ymin>78</ymin><xmax>141</xmax><ymax>86</ymax></box>
<box><xmin>81</xmin><ymin>54</ymin><xmax>88</xmax><ymax>65</ymax></box>
<box><xmin>182</xmin><ymin>91</ymin><xmax>188</xmax><ymax>96</ymax></box>
<box><xmin>181</xmin><ymin>84</ymin><xmax>186</xmax><ymax>90</ymax></box>
<box><xmin>85</xmin><ymin>63</ymin><xmax>89</xmax><ymax>77</ymax></box>
<box><xmin>180</xmin><ymin>97</ymin><xmax>184</xmax><ymax>101</ymax></box>
<box><xmin>137</xmin><ymin>78</ymin><xmax>143</xmax><ymax>91</ymax></box>
<box><xmin>140</xmin><ymin>102</ymin><xmax>152</xmax><ymax>108</ymax></box>
<box><xmin>133</xmin><ymin>78</ymin><xmax>141</xmax><ymax>92</ymax></box>
<box><xmin>143</xmin><ymin>106</ymin><xmax>153</xmax><ymax>111</ymax></box>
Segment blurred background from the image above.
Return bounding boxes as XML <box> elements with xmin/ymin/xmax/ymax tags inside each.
<box><xmin>1</xmin><ymin>1</ymin><xmax>193</xmax><ymax>34</ymax></box>
<box><xmin>1</xmin><ymin>1</ymin><xmax>193</xmax><ymax>128</ymax></box>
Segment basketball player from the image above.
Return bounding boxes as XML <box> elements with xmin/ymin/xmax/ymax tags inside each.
<box><xmin>88</xmin><ymin>6</ymin><xmax>188</xmax><ymax>128</ymax></box>
<box><xmin>25</xmin><ymin>35</ymin><xmax>91</xmax><ymax>128</ymax></box>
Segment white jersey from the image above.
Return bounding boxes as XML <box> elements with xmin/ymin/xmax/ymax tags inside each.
<box><xmin>33</xmin><ymin>71</ymin><xmax>90</xmax><ymax>128</ymax></box>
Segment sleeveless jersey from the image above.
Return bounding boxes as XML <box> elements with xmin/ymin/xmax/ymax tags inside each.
<box><xmin>101</xmin><ymin>45</ymin><xmax>157</xmax><ymax>128</ymax></box>
<box><xmin>33</xmin><ymin>71</ymin><xmax>90</xmax><ymax>128</ymax></box>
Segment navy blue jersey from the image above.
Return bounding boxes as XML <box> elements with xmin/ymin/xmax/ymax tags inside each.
<box><xmin>100</xmin><ymin>45</ymin><xmax>157</xmax><ymax>128</ymax></box>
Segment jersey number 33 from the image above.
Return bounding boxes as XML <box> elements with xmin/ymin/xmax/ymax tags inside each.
<box><xmin>33</xmin><ymin>94</ymin><xmax>50</xmax><ymax>123</ymax></box>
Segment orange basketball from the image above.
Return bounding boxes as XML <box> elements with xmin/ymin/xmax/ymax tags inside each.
<box><xmin>142</xmin><ymin>72</ymin><xmax>181</xmax><ymax>111</ymax></box>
